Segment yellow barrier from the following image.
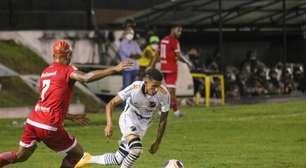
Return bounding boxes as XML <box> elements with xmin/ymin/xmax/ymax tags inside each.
<box><xmin>191</xmin><ymin>73</ymin><xmax>225</xmax><ymax>107</ymax></box>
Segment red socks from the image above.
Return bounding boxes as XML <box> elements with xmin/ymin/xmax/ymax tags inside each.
<box><xmin>0</xmin><ymin>151</ymin><xmax>17</xmax><ymax>167</ymax></box>
<box><xmin>171</xmin><ymin>96</ymin><xmax>178</xmax><ymax>111</ymax></box>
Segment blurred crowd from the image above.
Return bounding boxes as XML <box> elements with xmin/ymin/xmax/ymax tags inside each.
<box><xmin>187</xmin><ymin>49</ymin><xmax>306</xmax><ymax>100</ymax></box>
<box><xmin>225</xmin><ymin>51</ymin><xmax>304</xmax><ymax>98</ymax></box>
<box><xmin>106</xmin><ymin>24</ymin><xmax>305</xmax><ymax>99</ymax></box>
<box><xmin>54</xmin><ymin>19</ymin><xmax>305</xmax><ymax>100</ymax></box>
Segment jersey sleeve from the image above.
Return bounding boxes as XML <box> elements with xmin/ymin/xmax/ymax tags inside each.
<box><xmin>159</xmin><ymin>88</ymin><xmax>170</xmax><ymax>113</ymax></box>
<box><xmin>118</xmin><ymin>81</ymin><xmax>140</xmax><ymax>101</ymax></box>
<box><xmin>118</xmin><ymin>41</ymin><xmax>130</xmax><ymax>60</ymax></box>
<box><xmin>172</xmin><ymin>39</ymin><xmax>181</xmax><ymax>53</ymax></box>
<box><xmin>66</xmin><ymin>65</ymin><xmax>78</xmax><ymax>82</ymax></box>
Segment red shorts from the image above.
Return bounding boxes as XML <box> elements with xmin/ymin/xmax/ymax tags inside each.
<box><xmin>163</xmin><ymin>72</ymin><xmax>177</xmax><ymax>88</ymax></box>
<box><xmin>20</xmin><ymin>123</ymin><xmax>76</xmax><ymax>153</ymax></box>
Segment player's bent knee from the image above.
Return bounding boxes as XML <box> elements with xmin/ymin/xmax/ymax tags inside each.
<box><xmin>128</xmin><ymin>137</ymin><xmax>143</xmax><ymax>156</ymax></box>
<box><xmin>130</xmin><ymin>148</ymin><xmax>143</xmax><ymax>156</ymax></box>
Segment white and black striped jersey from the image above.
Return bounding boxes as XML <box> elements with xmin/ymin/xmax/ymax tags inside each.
<box><xmin>118</xmin><ymin>81</ymin><xmax>170</xmax><ymax>119</ymax></box>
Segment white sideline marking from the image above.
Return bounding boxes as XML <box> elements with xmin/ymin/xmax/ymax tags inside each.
<box><xmin>172</xmin><ymin>112</ymin><xmax>306</xmax><ymax>123</ymax></box>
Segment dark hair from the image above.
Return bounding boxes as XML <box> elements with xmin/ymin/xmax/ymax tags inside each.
<box><xmin>124</xmin><ymin>19</ymin><xmax>136</xmax><ymax>28</ymax></box>
<box><xmin>145</xmin><ymin>69</ymin><xmax>163</xmax><ymax>81</ymax></box>
<box><xmin>171</xmin><ymin>24</ymin><xmax>182</xmax><ymax>29</ymax></box>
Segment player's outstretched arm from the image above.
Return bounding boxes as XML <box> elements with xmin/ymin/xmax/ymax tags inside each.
<box><xmin>149</xmin><ymin>111</ymin><xmax>168</xmax><ymax>154</ymax></box>
<box><xmin>176</xmin><ymin>52</ymin><xmax>193</xmax><ymax>69</ymax></box>
<box><xmin>104</xmin><ymin>95</ymin><xmax>124</xmax><ymax>137</ymax></box>
<box><xmin>70</xmin><ymin>60</ymin><xmax>133</xmax><ymax>83</ymax></box>
<box><xmin>65</xmin><ymin>113</ymin><xmax>89</xmax><ymax>126</ymax></box>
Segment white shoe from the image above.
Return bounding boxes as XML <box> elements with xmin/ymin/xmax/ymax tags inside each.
<box><xmin>174</xmin><ymin>111</ymin><xmax>184</xmax><ymax>118</ymax></box>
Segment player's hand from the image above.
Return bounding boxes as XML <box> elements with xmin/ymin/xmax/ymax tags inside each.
<box><xmin>145</xmin><ymin>66</ymin><xmax>154</xmax><ymax>71</ymax></box>
<box><xmin>114</xmin><ymin>60</ymin><xmax>133</xmax><ymax>72</ymax></box>
<box><xmin>145</xmin><ymin>67</ymin><xmax>151</xmax><ymax>71</ymax></box>
<box><xmin>104</xmin><ymin>124</ymin><xmax>113</xmax><ymax>137</ymax></box>
<box><xmin>70</xmin><ymin>114</ymin><xmax>90</xmax><ymax>126</ymax></box>
<box><xmin>149</xmin><ymin>142</ymin><xmax>160</xmax><ymax>154</ymax></box>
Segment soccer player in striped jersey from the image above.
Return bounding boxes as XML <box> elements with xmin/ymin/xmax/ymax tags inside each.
<box><xmin>75</xmin><ymin>69</ymin><xmax>170</xmax><ymax>168</ymax></box>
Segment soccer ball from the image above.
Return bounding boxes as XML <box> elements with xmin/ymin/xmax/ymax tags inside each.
<box><xmin>163</xmin><ymin>159</ymin><xmax>184</xmax><ymax>168</ymax></box>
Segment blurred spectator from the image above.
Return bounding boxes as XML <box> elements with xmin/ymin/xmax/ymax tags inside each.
<box><xmin>206</xmin><ymin>49</ymin><xmax>221</xmax><ymax>98</ymax></box>
<box><xmin>293</xmin><ymin>64</ymin><xmax>304</xmax><ymax>92</ymax></box>
<box><xmin>211</xmin><ymin>77</ymin><xmax>222</xmax><ymax>98</ymax></box>
<box><xmin>138</xmin><ymin>35</ymin><xmax>160</xmax><ymax>79</ymax></box>
<box><xmin>118</xmin><ymin>27</ymin><xmax>142</xmax><ymax>88</ymax></box>
<box><xmin>282</xmin><ymin>66</ymin><xmax>295</xmax><ymax>94</ymax></box>
<box><xmin>225</xmin><ymin>67</ymin><xmax>240</xmax><ymax>98</ymax></box>
<box><xmin>255</xmin><ymin>66</ymin><xmax>269</xmax><ymax>94</ymax></box>
<box><xmin>206</xmin><ymin>49</ymin><xmax>220</xmax><ymax>73</ymax></box>
<box><xmin>188</xmin><ymin>48</ymin><xmax>205</xmax><ymax>98</ymax></box>
<box><xmin>268</xmin><ymin>69</ymin><xmax>283</xmax><ymax>94</ymax></box>
<box><xmin>237</xmin><ymin>72</ymin><xmax>249</xmax><ymax>96</ymax></box>
<box><xmin>274</xmin><ymin>62</ymin><xmax>283</xmax><ymax>80</ymax></box>
<box><xmin>105</xmin><ymin>31</ymin><xmax>120</xmax><ymax>65</ymax></box>
<box><xmin>135</xmin><ymin>33</ymin><xmax>147</xmax><ymax>49</ymax></box>
<box><xmin>240</xmin><ymin>50</ymin><xmax>265</xmax><ymax>74</ymax></box>
<box><xmin>188</xmin><ymin>48</ymin><xmax>204</xmax><ymax>73</ymax></box>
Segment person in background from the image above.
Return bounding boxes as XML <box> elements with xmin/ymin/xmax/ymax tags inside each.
<box><xmin>138</xmin><ymin>35</ymin><xmax>160</xmax><ymax>79</ymax></box>
<box><xmin>293</xmin><ymin>64</ymin><xmax>304</xmax><ymax>92</ymax></box>
<box><xmin>206</xmin><ymin>49</ymin><xmax>220</xmax><ymax>73</ymax></box>
<box><xmin>118</xmin><ymin>27</ymin><xmax>142</xmax><ymax>88</ymax></box>
<box><xmin>188</xmin><ymin>48</ymin><xmax>204</xmax><ymax>73</ymax></box>
<box><xmin>160</xmin><ymin>25</ymin><xmax>192</xmax><ymax>117</ymax></box>
<box><xmin>187</xmin><ymin>48</ymin><xmax>205</xmax><ymax>104</ymax></box>
<box><xmin>225</xmin><ymin>67</ymin><xmax>240</xmax><ymax>98</ymax></box>
<box><xmin>268</xmin><ymin>68</ymin><xmax>283</xmax><ymax>94</ymax></box>
<box><xmin>282</xmin><ymin>66</ymin><xmax>294</xmax><ymax>94</ymax></box>
<box><xmin>240</xmin><ymin>50</ymin><xmax>266</xmax><ymax>75</ymax></box>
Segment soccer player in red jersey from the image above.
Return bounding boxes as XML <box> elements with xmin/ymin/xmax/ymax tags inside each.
<box><xmin>0</xmin><ymin>40</ymin><xmax>132</xmax><ymax>168</ymax></box>
<box><xmin>160</xmin><ymin>25</ymin><xmax>191</xmax><ymax>117</ymax></box>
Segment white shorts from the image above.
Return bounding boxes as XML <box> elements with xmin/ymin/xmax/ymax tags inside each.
<box><xmin>119</xmin><ymin>108</ymin><xmax>152</xmax><ymax>141</ymax></box>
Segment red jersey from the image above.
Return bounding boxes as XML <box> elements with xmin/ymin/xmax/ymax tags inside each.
<box><xmin>28</xmin><ymin>62</ymin><xmax>77</xmax><ymax>130</ymax></box>
<box><xmin>160</xmin><ymin>35</ymin><xmax>181</xmax><ymax>73</ymax></box>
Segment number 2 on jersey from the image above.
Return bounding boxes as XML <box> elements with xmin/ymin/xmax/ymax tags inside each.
<box><xmin>41</xmin><ymin>79</ymin><xmax>50</xmax><ymax>101</ymax></box>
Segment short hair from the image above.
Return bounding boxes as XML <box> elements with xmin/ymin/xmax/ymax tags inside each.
<box><xmin>171</xmin><ymin>24</ymin><xmax>182</xmax><ymax>29</ymax></box>
<box><xmin>145</xmin><ymin>69</ymin><xmax>163</xmax><ymax>81</ymax></box>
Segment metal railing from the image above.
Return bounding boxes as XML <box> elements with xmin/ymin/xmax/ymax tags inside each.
<box><xmin>191</xmin><ymin>73</ymin><xmax>225</xmax><ymax>107</ymax></box>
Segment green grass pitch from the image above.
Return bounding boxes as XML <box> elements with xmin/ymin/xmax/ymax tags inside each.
<box><xmin>0</xmin><ymin>101</ymin><xmax>305</xmax><ymax>168</ymax></box>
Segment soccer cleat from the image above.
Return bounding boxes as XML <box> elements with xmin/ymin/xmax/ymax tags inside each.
<box><xmin>74</xmin><ymin>152</ymin><xmax>92</xmax><ymax>168</ymax></box>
